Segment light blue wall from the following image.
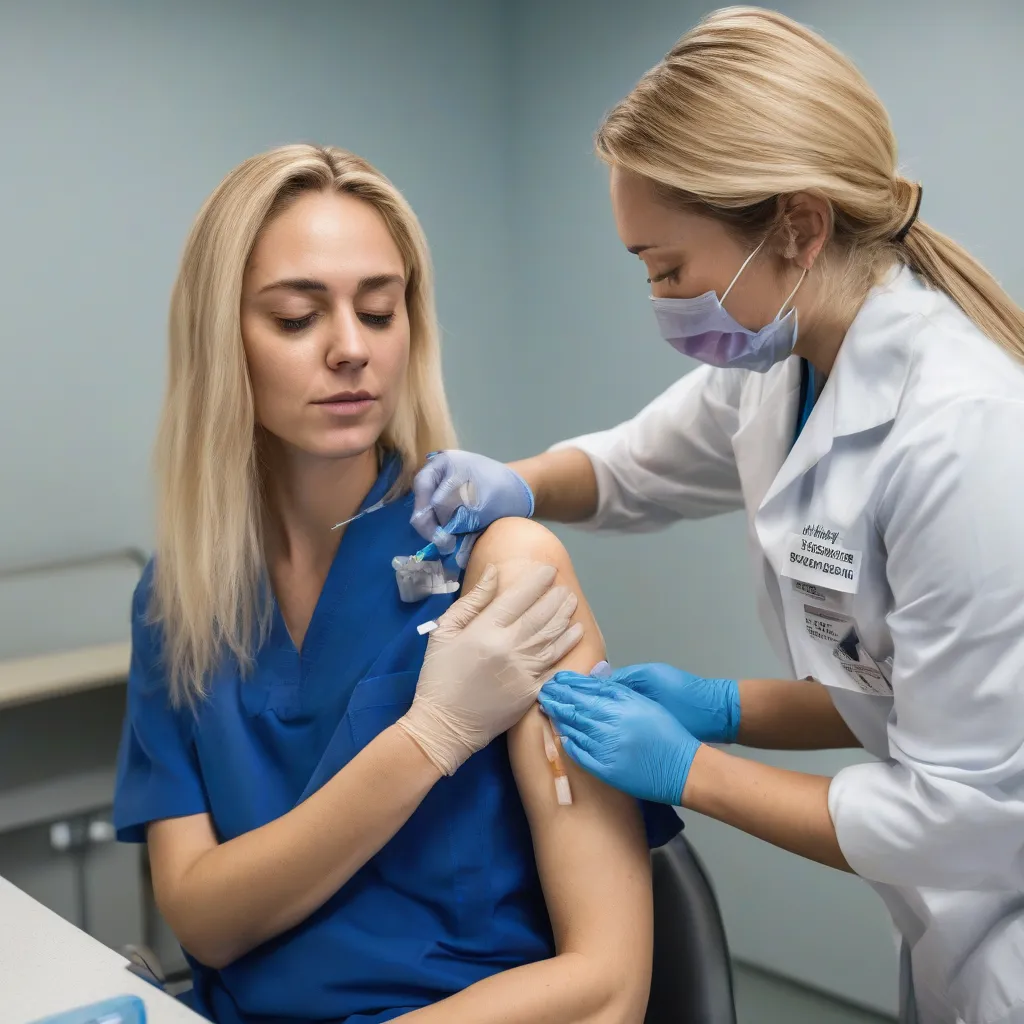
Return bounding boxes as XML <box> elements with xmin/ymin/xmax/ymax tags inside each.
<box><xmin>3</xmin><ymin>0</ymin><xmax>1021</xmax><ymax>1011</ymax></box>
<box><xmin>505</xmin><ymin>0</ymin><xmax>1024</xmax><ymax>1013</ymax></box>
<box><xmin>0</xmin><ymin>0</ymin><xmax>511</xmax><ymax>655</ymax></box>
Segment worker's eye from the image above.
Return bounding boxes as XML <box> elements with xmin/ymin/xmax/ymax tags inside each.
<box><xmin>276</xmin><ymin>313</ymin><xmax>318</xmax><ymax>333</ymax></box>
<box><xmin>647</xmin><ymin>267</ymin><xmax>681</xmax><ymax>285</ymax></box>
<box><xmin>359</xmin><ymin>312</ymin><xmax>395</xmax><ymax>329</ymax></box>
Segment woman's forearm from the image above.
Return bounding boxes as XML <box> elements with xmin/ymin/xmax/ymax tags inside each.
<box><xmin>737</xmin><ymin>677</ymin><xmax>861</xmax><ymax>749</ymax></box>
<box><xmin>402</xmin><ymin>952</ymin><xmax>637</xmax><ymax>1024</ymax></box>
<box><xmin>683</xmin><ymin>744</ymin><xmax>851</xmax><ymax>872</ymax></box>
<box><xmin>150</xmin><ymin>725</ymin><xmax>441</xmax><ymax>968</ymax></box>
<box><xmin>510</xmin><ymin>448</ymin><xmax>599</xmax><ymax>524</ymax></box>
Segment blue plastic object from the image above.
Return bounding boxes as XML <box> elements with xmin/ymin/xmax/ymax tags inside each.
<box><xmin>27</xmin><ymin>995</ymin><xmax>146</xmax><ymax>1024</ymax></box>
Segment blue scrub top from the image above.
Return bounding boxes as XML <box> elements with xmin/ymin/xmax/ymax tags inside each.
<box><xmin>114</xmin><ymin>455</ymin><xmax>681</xmax><ymax>1024</ymax></box>
<box><xmin>793</xmin><ymin>358</ymin><xmax>817</xmax><ymax>446</ymax></box>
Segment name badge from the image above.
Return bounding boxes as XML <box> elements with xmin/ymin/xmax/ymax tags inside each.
<box><xmin>781</xmin><ymin>526</ymin><xmax>861</xmax><ymax>594</ymax></box>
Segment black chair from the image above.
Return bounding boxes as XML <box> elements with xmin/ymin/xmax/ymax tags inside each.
<box><xmin>645</xmin><ymin>833</ymin><xmax>737</xmax><ymax>1024</ymax></box>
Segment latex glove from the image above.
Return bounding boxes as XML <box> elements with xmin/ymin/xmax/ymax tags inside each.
<box><xmin>398</xmin><ymin>562</ymin><xmax>583</xmax><ymax>775</ymax></box>
<box><xmin>539</xmin><ymin>674</ymin><xmax>701</xmax><ymax>806</ymax></box>
<box><xmin>411</xmin><ymin>451</ymin><xmax>535</xmax><ymax>558</ymax></box>
<box><xmin>608</xmin><ymin>663</ymin><xmax>740</xmax><ymax>744</ymax></box>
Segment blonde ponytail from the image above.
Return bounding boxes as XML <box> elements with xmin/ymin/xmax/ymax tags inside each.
<box><xmin>596</xmin><ymin>7</ymin><xmax>1024</xmax><ymax>363</ymax></box>
<box><xmin>898</xmin><ymin>214</ymin><xmax>1024</xmax><ymax>361</ymax></box>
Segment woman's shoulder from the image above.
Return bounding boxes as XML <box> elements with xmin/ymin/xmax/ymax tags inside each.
<box><xmin>463</xmin><ymin>518</ymin><xmax>587</xmax><ymax>604</ymax></box>
<box><xmin>467</xmin><ymin>519</ymin><xmax>572</xmax><ymax>579</ymax></box>
<box><xmin>132</xmin><ymin>557</ymin><xmax>156</xmax><ymax>609</ymax></box>
<box><xmin>125</xmin><ymin>559</ymin><xmax>175</xmax><ymax>697</ymax></box>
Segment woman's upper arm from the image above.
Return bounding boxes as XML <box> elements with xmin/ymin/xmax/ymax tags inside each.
<box><xmin>114</xmin><ymin>572</ymin><xmax>218</xmax><ymax>905</ymax></box>
<box><xmin>465</xmin><ymin>520</ymin><xmax>653</xmax><ymax>1020</ymax></box>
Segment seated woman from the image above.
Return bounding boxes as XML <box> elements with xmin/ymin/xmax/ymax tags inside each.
<box><xmin>113</xmin><ymin>144</ymin><xmax>681</xmax><ymax>1024</ymax></box>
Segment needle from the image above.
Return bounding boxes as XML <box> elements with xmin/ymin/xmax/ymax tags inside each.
<box><xmin>331</xmin><ymin>498</ymin><xmax>388</xmax><ymax>531</ymax></box>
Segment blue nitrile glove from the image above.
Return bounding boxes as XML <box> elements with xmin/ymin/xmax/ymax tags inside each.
<box><xmin>411</xmin><ymin>451</ymin><xmax>534</xmax><ymax>556</ymax></box>
<box><xmin>539</xmin><ymin>673</ymin><xmax>701</xmax><ymax>806</ymax></box>
<box><xmin>609</xmin><ymin>663</ymin><xmax>741</xmax><ymax>744</ymax></box>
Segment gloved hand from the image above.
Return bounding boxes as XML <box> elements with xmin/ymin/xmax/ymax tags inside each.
<box><xmin>539</xmin><ymin>674</ymin><xmax>701</xmax><ymax>806</ymax></box>
<box><xmin>411</xmin><ymin>451</ymin><xmax>535</xmax><ymax>558</ymax></box>
<box><xmin>608</xmin><ymin>663</ymin><xmax>741</xmax><ymax>744</ymax></box>
<box><xmin>398</xmin><ymin>562</ymin><xmax>582</xmax><ymax>775</ymax></box>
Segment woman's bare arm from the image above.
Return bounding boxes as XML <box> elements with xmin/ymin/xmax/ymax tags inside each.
<box><xmin>404</xmin><ymin>519</ymin><xmax>652</xmax><ymax>1024</ymax></box>
<box><xmin>147</xmin><ymin>725</ymin><xmax>441</xmax><ymax>969</ymax></box>
<box><xmin>147</xmin><ymin>557</ymin><xmax>574</xmax><ymax>969</ymax></box>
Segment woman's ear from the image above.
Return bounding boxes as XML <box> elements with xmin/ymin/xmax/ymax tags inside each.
<box><xmin>781</xmin><ymin>192</ymin><xmax>830</xmax><ymax>270</ymax></box>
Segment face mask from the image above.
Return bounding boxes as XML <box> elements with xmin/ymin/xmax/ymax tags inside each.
<box><xmin>650</xmin><ymin>237</ymin><xmax>807</xmax><ymax>372</ymax></box>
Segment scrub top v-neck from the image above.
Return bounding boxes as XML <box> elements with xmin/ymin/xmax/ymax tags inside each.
<box><xmin>114</xmin><ymin>455</ymin><xmax>682</xmax><ymax>1024</ymax></box>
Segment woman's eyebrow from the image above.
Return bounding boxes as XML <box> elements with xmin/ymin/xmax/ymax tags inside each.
<box><xmin>258</xmin><ymin>277</ymin><xmax>328</xmax><ymax>295</ymax></box>
<box><xmin>256</xmin><ymin>274</ymin><xmax>404</xmax><ymax>296</ymax></box>
<box><xmin>356</xmin><ymin>273</ymin><xmax>405</xmax><ymax>293</ymax></box>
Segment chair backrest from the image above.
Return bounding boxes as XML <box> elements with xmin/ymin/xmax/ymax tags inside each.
<box><xmin>645</xmin><ymin>833</ymin><xmax>737</xmax><ymax>1024</ymax></box>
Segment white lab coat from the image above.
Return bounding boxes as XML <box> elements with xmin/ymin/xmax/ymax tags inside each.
<box><xmin>557</xmin><ymin>267</ymin><xmax>1024</xmax><ymax>1024</ymax></box>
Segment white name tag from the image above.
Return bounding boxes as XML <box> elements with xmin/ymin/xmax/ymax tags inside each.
<box><xmin>781</xmin><ymin>528</ymin><xmax>861</xmax><ymax>594</ymax></box>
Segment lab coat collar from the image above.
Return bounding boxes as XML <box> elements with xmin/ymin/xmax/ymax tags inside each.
<box><xmin>757</xmin><ymin>264</ymin><xmax>916</xmax><ymax>511</ymax></box>
<box><xmin>829</xmin><ymin>264</ymin><xmax>916</xmax><ymax>440</ymax></box>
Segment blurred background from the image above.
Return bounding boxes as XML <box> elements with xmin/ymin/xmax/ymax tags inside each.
<box><xmin>1</xmin><ymin>2</ymin><xmax>1021</xmax><ymax>1020</ymax></box>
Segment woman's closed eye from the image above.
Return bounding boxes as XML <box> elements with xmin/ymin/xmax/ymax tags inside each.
<box><xmin>359</xmin><ymin>311</ymin><xmax>395</xmax><ymax>329</ymax></box>
<box><xmin>275</xmin><ymin>311</ymin><xmax>396</xmax><ymax>333</ymax></box>
<box><xmin>277</xmin><ymin>312</ymin><xmax>318</xmax><ymax>333</ymax></box>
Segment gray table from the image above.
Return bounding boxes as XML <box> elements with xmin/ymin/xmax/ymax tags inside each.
<box><xmin>0</xmin><ymin>875</ymin><xmax>202</xmax><ymax>1024</ymax></box>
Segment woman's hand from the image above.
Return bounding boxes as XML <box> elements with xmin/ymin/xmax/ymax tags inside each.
<box><xmin>398</xmin><ymin>562</ymin><xmax>583</xmax><ymax>775</ymax></box>
<box><xmin>411</xmin><ymin>451</ymin><xmax>535</xmax><ymax>555</ymax></box>
<box><xmin>540</xmin><ymin>674</ymin><xmax>701</xmax><ymax>806</ymax></box>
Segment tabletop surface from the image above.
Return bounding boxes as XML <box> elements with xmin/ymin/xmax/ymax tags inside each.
<box><xmin>0</xmin><ymin>875</ymin><xmax>202</xmax><ymax>1024</ymax></box>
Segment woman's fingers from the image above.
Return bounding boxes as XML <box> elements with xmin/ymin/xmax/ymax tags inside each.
<box><xmin>435</xmin><ymin>564</ymin><xmax>498</xmax><ymax>632</ymax></box>
<box><xmin>486</xmin><ymin>563</ymin><xmax>559</xmax><ymax>627</ymax></box>
<box><xmin>534</xmin><ymin>622</ymin><xmax>586</xmax><ymax>672</ymax></box>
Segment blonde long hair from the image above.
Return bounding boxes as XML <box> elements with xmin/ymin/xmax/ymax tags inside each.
<box><xmin>154</xmin><ymin>144</ymin><xmax>456</xmax><ymax>705</ymax></box>
<box><xmin>596</xmin><ymin>7</ymin><xmax>1024</xmax><ymax>359</ymax></box>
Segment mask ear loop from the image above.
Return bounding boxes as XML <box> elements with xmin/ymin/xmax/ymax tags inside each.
<box><xmin>720</xmin><ymin>236</ymin><xmax>767</xmax><ymax>304</ymax></box>
<box><xmin>774</xmin><ymin>266</ymin><xmax>808</xmax><ymax>322</ymax></box>
<box><xmin>720</xmin><ymin>235</ymin><xmax>809</xmax><ymax>322</ymax></box>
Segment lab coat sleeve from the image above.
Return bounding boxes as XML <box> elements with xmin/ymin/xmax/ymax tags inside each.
<box><xmin>829</xmin><ymin>397</ymin><xmax>1024</xmax><ymax>890</ymax></box>
<box><xmin>112</xmin><ymin>567</ymin><xmax>209</xmax><ymax>843</ymax></box>
<box><xmin>550</xmin><ymin>364</ymin><xmax>745</xmax><ymax>532</ymax></box>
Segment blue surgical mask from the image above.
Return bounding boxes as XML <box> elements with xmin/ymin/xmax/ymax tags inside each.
<box><xmin>651</xmin><ymin>237</ymin><xmax>807</xmax><ymax>372</ymax></box>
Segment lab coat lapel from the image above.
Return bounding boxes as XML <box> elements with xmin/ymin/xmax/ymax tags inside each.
<box><xmin>760</xmin><ymin>374</ymin><xmax>837</xmax><ymax>511</ymax></box>
<box><xmin>756</xmin><ymin>266</ymin><xmax>918</xmax><ymax>516</ymax></box>
<box><xmin>731</xmin><ymin>358</ymin><xmax>801</xmax><ymax>515</ymax></box>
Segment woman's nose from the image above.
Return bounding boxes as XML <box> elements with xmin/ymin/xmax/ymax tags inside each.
<box><xmin>326</xmin><ymin>309</ymin><xmax>371</xmax><ymax>369</ymax></box>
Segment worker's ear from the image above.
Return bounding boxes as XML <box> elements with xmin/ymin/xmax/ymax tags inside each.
<box><xmin>778</xmin><ymin>193</ymin><xmax>830</xmax><ymax>270</ymax></box>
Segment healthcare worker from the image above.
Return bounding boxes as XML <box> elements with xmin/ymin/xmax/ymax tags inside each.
<box><xmin>410</xmin><ymin>9</ymin><xmax>1024</xmax><ymax>1024</ymax></box>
